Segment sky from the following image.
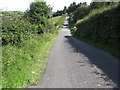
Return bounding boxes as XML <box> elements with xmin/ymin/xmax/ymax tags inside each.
<box><xmin>0</xmin><ymin>0</ymin><xmax>92</xmax><ymax>12</ymax></box>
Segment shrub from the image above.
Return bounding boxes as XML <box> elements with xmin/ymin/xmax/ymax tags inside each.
<box><xmin>2</xmin><ymin>16</ymin><xmax>38</xmax><ymax>46</ymax></box>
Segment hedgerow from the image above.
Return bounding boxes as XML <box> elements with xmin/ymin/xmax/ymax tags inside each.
<box><xmin>69</xmin><ymin>2</ymin><xmax>120</xmax><ymax>55</ymax></box>
<box><xmin>2</xmin><ymin>0</ymin><xmax>65</xmax><ymax>88</ymax></box>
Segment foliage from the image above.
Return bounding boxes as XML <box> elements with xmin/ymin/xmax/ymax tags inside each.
<box><xmin>0</xmin><ymin>11</ymin><xmax>24</xmax><ymax>17</ymax></box>
<box><xmin>23</xmin><ymin>0</ymin><xmax>52</xmax><ymax>34</ymax></box>
<box><xmin>72</xmin><ymin>3</ymin><xmax>120</xmax><ymax>55</ymax></box>
<box><xmin>52</xmin><ymin>6</ymin><xmax>67</xmax><ymax>17</ymax></box>
<box><xmin>2</xmin><ymin>0</ymin><xmax>66</xmax><ymax>88</ymax></box>
<box><xmin>2</xmin><ymin>1</ymin><xmax>54</xmax><ymax>46</ymax></box>
<box><xmin>48</xmin><ymin>15</ymin><xmax>66</xmax><ymax>33</ymax></box>
<box><xmin>2</xmin><ymin>16</ymin><xmax>38</xmax><ymax>46</ymax></box>
<box><xmin>68</xmin><ymin>3</ymin><xmax>90</xmax><ymax>27</ymax></box>
<box><xmin>2</xmin><ymin>15</ymin><xmax>65</xmax><ymax>88</ymax></box>
<box><xmin>89</xmin><ymin>2</ymin><xmax>115</xmax><ymax>10</ymax></box>
<box><xmin>54</xmin><ymin>15</ymin><xmax>66</xmax><ymax>28</ymax></box>
<box><xmin>2</xmin><ymin>33</ymin><xmax>58</xmax><ymax>88</ymax></box>
<box><xmin>67</xmin><ymin>2</ymin><xmax>91</xmax><ymax>30</ymax></box>
<box><xmin>72</xmin><ymin>5</ymin><xmax>89</xmax><ymax>22</ymax></box>
<box><xmin>67</xmin><ymin>2</ymin><xmax>116</xmax><ymax>29</ymax></box>
<box><xmin>63</xmin><ymin>6</ymin><xmax>67</xmax><ymax>14</ymax></box>
<box><xmin>53</xmin><ymin>10</ymin><xmax>63</xmax><ymax>17</ymax></box>
<box><xmin>67</xmin><ymin>2</ymin><xmax>77</xmax><ymax>14</ymax></box>
<box><xmin>25</xmin><ymin>1</ymin><xmax>51</xmax><ymax>25</ymax></box>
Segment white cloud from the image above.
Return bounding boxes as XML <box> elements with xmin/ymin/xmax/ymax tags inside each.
<box><xmin>0</xmin><ymin>0</ymin><xmax>91</xmax><ymax>11</ymax></box>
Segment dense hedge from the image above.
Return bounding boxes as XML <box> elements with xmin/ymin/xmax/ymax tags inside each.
<box><xmin>74</xmin><ymin>3</ymin><xmax>120</xmax><ymax>51</ymax></box>
<box><xmin>68</xmin><ymin>2</ymin><xmax>116</xmax><ymax>29</ymax></box>
<box><xmin>2</xmin><ymin>16</ymin><xmax>38</xmax><ymax>46</ymax></box>
<box><xmin>2</xmin><ymin>15</ymin><xmax>65</xmax><ymax>46</ymax></box>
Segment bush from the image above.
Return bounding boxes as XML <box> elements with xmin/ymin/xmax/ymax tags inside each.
<box><xmin>2</xmin><ymin>16</ymin><xmax>38</xmax><ymax>46</ymax></box>
<box><xmin>72</xmin><ymin>5</ymin><xmax>90</xmax><ymax>22</ymax></box>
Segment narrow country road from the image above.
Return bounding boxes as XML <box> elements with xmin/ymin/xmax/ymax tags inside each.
<box><xmin>29</xmin><ymin>17</ymin><xmax>119</xmax><ymax>88</ymax></box>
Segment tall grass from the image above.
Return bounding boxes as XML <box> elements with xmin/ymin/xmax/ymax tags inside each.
<box><xmin>2</xmin><ymin>33</ymin><xmax>57</xmax><ymax>88</ymax></box>
<box><xmin>48</xmin><ymin>15</ymin><xmax>66</xmax><ymax>30</ymax></box>
<box><xmin>49</xmin><ymin>16</ymin><xmax>62</xmax><ymax>25</ymax></box>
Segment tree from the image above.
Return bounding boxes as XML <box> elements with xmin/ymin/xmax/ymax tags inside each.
<box><xmin>26</xmin><ymin>0</ymin><xmax>51</xmax><ymax>25</ymax></box>
<box><xmin>89</xmin><ymin>2</ymin><xmax>110</xmax><ymax>10</ymax></box>
<box><xmin>73</xmin><ymin>4</ymin><xmax>89</xmax><ymax>22</ymax></box>
<box><xmin>63</xmin><ymin>6</ymin><xmax>67</xmax><ymax>14</ymax></box>
<box><xmin>67</xmin><ymin>2</ymin><xmax>77</xmax><ymax>14</ymax></box>
<box><xmin>25</xmin><ymin>0</ymin><xmax>52</xmax><ymax>34</ymax></box>
<box><xmin>53</xmin><ymin>10</ymin><xmax>63</xmax><ymax>17</ymax></box>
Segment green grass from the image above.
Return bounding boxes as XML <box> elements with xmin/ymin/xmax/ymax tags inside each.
<box><xmin>48</xmin><ymin>15</ymin><xmax>66</xmax><ymax>29</ymax></box>
<box><xmin>49</xmin><ymin>16</ymin><xmax>62</xmax><ymax>25</ymax></box>
<box><xmin>2</xmin><ymin>15</ymin><xmax>65</xmax><ymax>88</ymax></box>
<box><xmin>0</xmin><ymin>14</ymin><xmax>3</xmax><ymax>16</ymax></box>
<box><xmin>2</xmin><ymin>33</ymin><xmax>59</xmax><ymax>88</ymax></box>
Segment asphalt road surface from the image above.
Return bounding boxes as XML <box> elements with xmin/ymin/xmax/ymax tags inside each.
<box><xmin>29</xmin><ymin>17</ymin><xmax>119</xmax><ymax>88</ymax></box>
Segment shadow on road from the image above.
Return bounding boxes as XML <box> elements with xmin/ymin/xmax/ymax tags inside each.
<box><xmin>64</xmin><ymin>36</ymin><xmax>120</xmax><ymax>87</ymax></box>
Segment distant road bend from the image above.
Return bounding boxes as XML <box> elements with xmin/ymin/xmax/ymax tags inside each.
<box><xmin>29</xmin><ymin>16</ymin><xmax>119</xmax><ymax>88</ymax></box>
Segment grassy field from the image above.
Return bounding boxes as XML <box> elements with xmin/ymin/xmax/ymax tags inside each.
<box><xmin>48</xmin><ymin>15</ymin><xmax>66</xmax><ymax>30</ymax></box>
<box><xmin>2</xmin><ymin>15</ymin><xmax>65</xmax><ymax>88</ymax></box>
<box><xmin>49</xmin><ymin>16</ymin><xmax>61</xmax><ymax>25</ymax></box>
<box><xmin>0</xmin><ymin>11</ymin><xmax>24</xmax><ymax>17</ymax></box>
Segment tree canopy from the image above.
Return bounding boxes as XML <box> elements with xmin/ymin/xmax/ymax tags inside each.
<box><xmin>26</xmin><ymin>1</ymin><xmax>51</xmax><ymax>25</ymax></box>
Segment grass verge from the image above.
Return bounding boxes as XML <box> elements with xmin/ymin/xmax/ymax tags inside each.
<box><xmin>2</xmin><ymin>15</ymin><xmax>65</xmax><ymax>88</ymax></box>
<box><xmin>77</xmin><ymin>37</ymin><xmax>120</xmax><ymax>57</ymax></box>
<box><xmin>2</xmin><ymin>32</ymin><xmax>59</xmax><ymax>88</ymax></box>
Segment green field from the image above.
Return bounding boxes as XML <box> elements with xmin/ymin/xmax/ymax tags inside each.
<box><xmin>49</xmin><ymin>16</ymin><xmax>62</xmax><ymax>25</ymax></box>
<box><xmin>0</xmin><ymin>11</ymin><xmax>24</xmax><ymax>17</ymax></box>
